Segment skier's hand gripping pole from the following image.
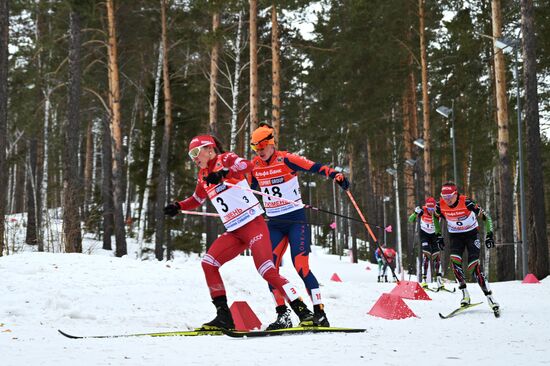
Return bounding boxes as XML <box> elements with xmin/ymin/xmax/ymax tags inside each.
<box><xmin>345</xmin><ymin>190</ymin><xmax>400</xmax><ymax>284</ymax></box>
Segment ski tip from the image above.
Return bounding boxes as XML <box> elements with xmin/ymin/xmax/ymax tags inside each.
<box><xmin>58</xmin><ymin>329</ymin><xmax>82</xmax><ymax>339</ymax></box>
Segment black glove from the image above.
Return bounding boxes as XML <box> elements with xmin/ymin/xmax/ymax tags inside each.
<box><xmin>334</xmin><ymin>173</ymin><xmax>350</xmax><ymax>191</ymax></box>
<box><xmin>436</xmin><ymin>236</ymin><xmax>445</xmax><ymax>251</ymax></box>
<box><xmin>163</xmin><ymin>202</ymin><xmax>180</xmax><ymax>217</ymax></box>
<box><xmin>204</xmin><ymin>169</ymin><xmax>229</xmax><ymax>186</ymax></box>
<box><xmin>485</xmin><ymin>231</ymin><xmax>495</xmax><ymax>249</ymax></box>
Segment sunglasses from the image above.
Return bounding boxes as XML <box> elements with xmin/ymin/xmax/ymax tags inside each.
<box><xmin>250</xmin><ymin>134</ymin><xmax>273</xmax><ymax>152</ymax></box>
<box><xmin>441</xmin><ymin>193</ymin><xmax>456</xmax><ymax>200</ymax></box>
<box><xmin>188</xmin><ymin>144</ymin><xmax>210</xmax><ymax>159</ymax></box>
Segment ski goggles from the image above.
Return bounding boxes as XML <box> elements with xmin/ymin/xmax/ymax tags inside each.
<box><xmin>250</xmin><ymin>133</ymin><xmax>274</xmax><ymax>151</ymax></box>
<box><xmin>441</xmin><ymin>192</ymin><xmax>457</xmax><ymax>201</ymax></box>
<box><xmin>188</xmin><ymin>144</ymin><xmax>210</xmax><ymax>159</ymax></box>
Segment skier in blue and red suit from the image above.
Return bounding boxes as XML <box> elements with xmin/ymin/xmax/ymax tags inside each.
<box><xmin>250</xmin><ymin>123</ymin><xmax>350</xmax><ymax>330</ymax></box>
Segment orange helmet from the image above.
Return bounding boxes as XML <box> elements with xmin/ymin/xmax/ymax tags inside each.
<box><xmin>250</xmin><ymin>124</ymin><xmax>275</xmax><ymax>151</ymax></box>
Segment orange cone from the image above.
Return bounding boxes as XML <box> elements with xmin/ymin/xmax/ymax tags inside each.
<box><xmin>230</xmin><ymin>301</ymin><xmax>262</xmax><ymax>331</ymax></box>
<box><xmin>330</xmin><ymin>273</ymin><xmax>343</xmax><ymax>282</ymax></box>
<box><xmin>390</xmin><ymin>281</ymin><xmax>431</xmax><ymax>300</ymax></box>
<box><xmin>522</xmin><ymin>273</ymin><xmax>541</xmax><ymax>284</ymax></box>
<box><xmin>368</xmin><ymin>293</ymin><xmax>417</xmax><ymax>319</ymax></box>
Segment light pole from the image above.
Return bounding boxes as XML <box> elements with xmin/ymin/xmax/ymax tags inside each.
<box><xmin>436</xmin><ymin>102</ymin><xmax>458</xmax><ymax>186</ymax></box>
<box><xmin>495</xmin><ymin>37</ymin><xmax>528</xmax><ymax>277</ymax></box>
<box><xmin>386</xmin><ymin>166</ymin><xmax>402</xmax><ymax>278</ymax></box>
<box><xmin>382</xmin><ymin>196</ymin><xmax>390</xmax><ymax>245</ymax></box>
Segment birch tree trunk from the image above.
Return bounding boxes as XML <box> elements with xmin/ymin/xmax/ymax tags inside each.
<box><xmin>419</xmin><ymin>0</ymin><xmax>432</xmax><ymax>197</ymax></box>
<box><xmin>26</xmin><ymin>139</ymin><xmax>38</xmax><ymax>245</ymax></box>
<box><xmin>491</xmin><ymin>0</ymin><xmax>514</xmax><ymax>280</ymax></box>
<box><xmin>520</xmin><ymin>0</ymin><xmax>549</xmax><ymax>278</ymax></box>
<box><xmin>124</xmin><ymin>83</ymin><xmax>141</xmax><ymax>224</ymax></box>
<box><xmin>39</xmin><ymin>86</ymin><xmax>50</xmax><ymax>252</ymax></box>
<box><xmin>63</xmin><ymin>9</ymin><xmax>83</xmax><ymax>253</ymax></box>
<box><xmin>271</xmin><ymin>4</ymin><xmax>281</xmax><ymax>145</ymax></box>
<box><xmin>106</xmin><ymin>0</ymin><xmax>127</xmax><ymax>257</ymax></box>
<box><xmin>249</xmin><ymin>0</ymin><xmax>259</xmax><ymax>132</ymax></box>
<box><xmin>138</xmin><ymin>44</ymin><xmax>162</xmax><ymax>248</ymax></box>
<box><xmin>155</xmin><ymin>0</ymin><xmax>174</xmax><ymax>261</ymax></box>
<box><xmin>208</xmin><ymin>11</ymin><xmax>220</xmax><ymax>135</ymax></box>
<box><xmin>230</xmin><ymin>11</ymin><xmax>243</xmax><ymax>151</ymax></box>
<box><xmin>0</xmin><ymin>0</ymin><xmax>8</xmax><ymax>256</ymax></box>
<box><xmin>84</xmin><ymin>119</ymin><xmax>93</xmax><ymax>213</ymax></box>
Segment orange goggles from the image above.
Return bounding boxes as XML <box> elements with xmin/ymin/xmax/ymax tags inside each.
<box><xmin>250</xmin><ymin>134</ymin><xmax>273</xmax><ymax>152</ymax></box>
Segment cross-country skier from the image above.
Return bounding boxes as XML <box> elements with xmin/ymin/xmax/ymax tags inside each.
<box><xmin>381</xmin><ymin>246</ymin><xmax>397</xmax><ymax>282</ymax></box>
<box><xmin>374</xmin><ymin>244</ymin><xmax>385</xmax><ymax>282</ymax></box>
<box><xmin>432</xmin><ymin>182</ymin><xmax>499</xmax><ymax>313</ymax></box>
<box><xmin>408</xmin><ymin>197</ymin><xmax>443</xmax><ymax>288</ymax></box>
<box><xmin>163</xmin><ymin>134</ymin><xmax>315</xmax><ymax>330</ymax></box>
<box><xmin>249</xmin><ymin>123</ymin><xmax>350</xmax><ymax>330</ymax></box>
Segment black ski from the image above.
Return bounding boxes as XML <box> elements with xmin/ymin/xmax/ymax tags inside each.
<box><xmin>58</xmin><ymin>328</ymin><xmax>223</xmax><ymax>339</ymax></box>
<box><xmin>222</xmin><ymin>326</ymin><xmax>366</xmax><ymax>338</ymax></box>
<box><xmin>439</xmin><ymin>302</ymin><xmax>483</xmax><ymax>319</ymax></box>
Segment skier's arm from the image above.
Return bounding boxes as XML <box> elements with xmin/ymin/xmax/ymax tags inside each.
<box><xmin>177</xmin><ymin>182</ymin><xmax>207</xmax><ymax>210</ymax></box>
<box><xmin>433</xmin><ymin>204</ymin><xmax>444</xmax><ymax>235</ymax></box>
<box><xmin>466</xmin><ymin>198</ymin><xmax>493</xmax><ymax>233</ymax></box>
<box><xmin>220</xmin><ymin>152</ymin><xmax>254</xmax><ymax>178</ymax></box>
<box><xmin>408</xmin><ymin>207</ymin><xmax>423</xmax><ymax>223</ymax></box>
<box><xmin>284</xmin><ymin>153</ymin><xmax>350</xmax><ymax>190</ymax></box>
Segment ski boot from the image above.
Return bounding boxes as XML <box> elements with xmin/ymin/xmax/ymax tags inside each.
<box><xmin>384</xmin><ymin>275</ymin><xmax>388</xmax><ymax>283</ymax></box>
<box><xmin>313</xmin><ymin>304</ymin><xmax>330</xmax><ymax>327</ymax></box>
<box><xmin>202</xmin><ymin>296</ymin><xmax>235</xmax><ymax>330</ymax></box>
<box><xmin>420</xmin><ymin>275</ymin><xmax>428</xmax><ymax>289</ymax></box>
<box><xmin>377</xmin><ymin>275</ymin><xmax>381</xmax><ymax>283</ymax></box>
<box><xmin>486</xmin><ymin>292</ymin><xmax>500</xmax><ymax>318</ymax></box>
<box><xmin>265</xmin><ymin>305</ymin><xmax>293</xmax><ymax>330</ymax></box>
<box><xmin>460</xmin><ymin>287</ymin><xmax>471</xmax><ymax>307</ymax></box>
<box><xmin>289</xmin><ymin>298</ymin><xmax>314</xmax><ymax>326</ymax></box>
<box><xmin>436</xmin><ymin>274</ymin><xmax>444</xmax><ymax>290</ymax></box>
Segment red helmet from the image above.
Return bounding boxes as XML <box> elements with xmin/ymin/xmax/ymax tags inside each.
<box><xmin>425</xmin><ymin>197</ymin><xmax>436</xmax><ymax>210</ymax></box>
<box><xmin>188</xmin><ymin>135</ymin><xmax>215</xmax><ymax>159</ymax></box>
<box><xmin>441</xmin><ymin>183</ymin><xmax>458</xmax><ymax>200</ymax></box>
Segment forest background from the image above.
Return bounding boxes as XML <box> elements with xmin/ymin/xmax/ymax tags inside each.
<box><xmin>0</xmin><ymin>0</ymin><xmax>548</xmax><ymax>282</ymax></box>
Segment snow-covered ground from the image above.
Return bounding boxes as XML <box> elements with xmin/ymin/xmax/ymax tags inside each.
<box><xmin>1</xmin><ymin>236</ymin><xmax>549</xmax><ymax>366</ymax></box>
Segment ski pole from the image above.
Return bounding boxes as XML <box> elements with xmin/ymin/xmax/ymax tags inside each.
<box><xmin>345</xmin><ymin>190</ymin><xmax>400</xmax><ymax>283</ymax></box>
<box><xmin>223</xmin><ymin>182</ymin><xmax>388</xmax><ymax>230</ymax></box>
<box><xmin>179</xmin><ymin>210</ymin><xmax>220</xmax><ymax>218</ymax></box>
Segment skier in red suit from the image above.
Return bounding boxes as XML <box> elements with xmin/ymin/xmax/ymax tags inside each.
<box><xmin>163</xmin><ymin>134</ymin><xmax>315</xmax><ymax>330</ymax></box>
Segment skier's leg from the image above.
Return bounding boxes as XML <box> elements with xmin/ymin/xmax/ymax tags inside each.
<box><xmin>267</xmin><ymin>222</ymin><xmax>288</xmax><ymax>308</ymax></box>
<box><xmin>246</xmin><ymin>217</ymin><xmax>313</xmax><ymax>323</ymax></box>
<box><xmin>287</xmin><ymin>215</ymin><xmax>328</xmax><ymax>326</ymax></box>
<box><xmin>200</xmin><ymin>231</ymin><xmax>245</xmax><ymax>329</ymax></box>
<box><xmin>449</xmin><ymin>234</ymin><xmax>469</xmax><ymax>305</ymax></box>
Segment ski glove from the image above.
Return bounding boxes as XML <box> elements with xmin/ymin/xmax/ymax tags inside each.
<box><xmin>204</xmin><ymin>169</ymin><xmax>229</xmax><ymax>186</ymax></box>
<box><xmin>164</xmin><ymin>202</ymin><xmax>180</xmax><ymax>217</ymax></box>
<box><xmin>485</xmin><ymin>231</ymin><xmax>495</xmax><ymax>249</ymax></box>
<box><xmin>334</xmin><ymin>173</ymin><xmax>350</xmax><ymax>191</ymax></box>
<box><xmin>436</xmin><ymin>236</ymin><xmax>445</xmax><ymax>251</ymax></box>
<box><xmin>414</xmin><ymin>206</ymin><xmax>422</xmax><ymax>214</ymax></box>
